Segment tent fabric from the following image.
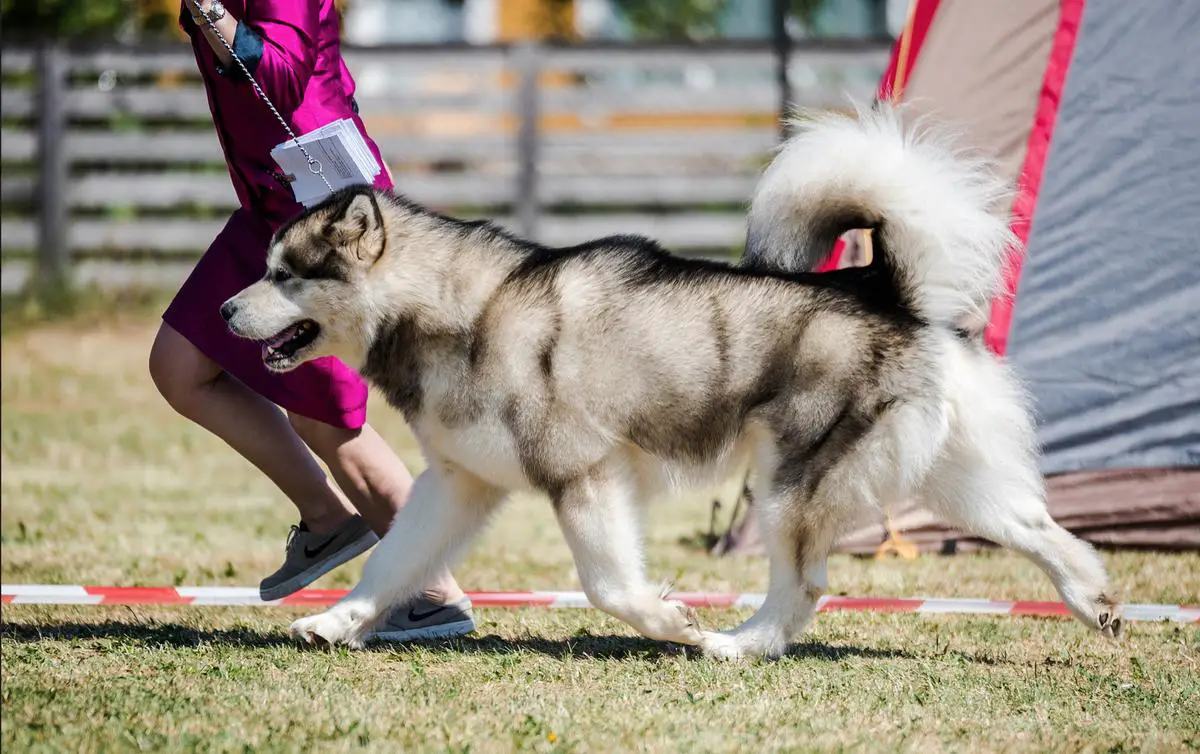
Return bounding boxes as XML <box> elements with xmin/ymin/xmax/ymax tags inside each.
<box><xmin>1038</xmin><ymin>469</ymin><xmax>1200</xmax><ymax>547</ymax></box>
<box><xmin>718</xmin><ymin>0</ymin><xmax>1199</xmax><ymax>557</ymax></box>
<box><xmin>836</xmin><ymin>469</ymin><xmax>1200</xmax><ymax>552</ymax></box>
<box><xmin>985</xmin><ymin>0</ymin><xmax>1087</xmax><ymax>355</ymax></box>
<box><xmin>878</xmin><ymin>0</ymin><xmax>941</xmax><ymax>102</ymax></box>
<box><xmin>901</xmin><ymin>0</ymin><xmax>1057</xmax><ymax>192</ymax></box>
<box><xmin>1004</xmin><ymin>0</ymin><xmax>1200</xmax><ymax>476</ymax></box>
<box><xmin>849</xmin><ymin>0</ymin><xmax>1200</xmax><ymax>551</ymax></box>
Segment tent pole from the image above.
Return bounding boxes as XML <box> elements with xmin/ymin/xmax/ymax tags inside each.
<box><xmin>890</xmin><ymin>0</ymin><xmax>920</xmax><ymax>100</ymax></box>
<box><xmin>874</xmin><ymin>0</ymin><xmax>923</xmax><ymax>561</ymax></box>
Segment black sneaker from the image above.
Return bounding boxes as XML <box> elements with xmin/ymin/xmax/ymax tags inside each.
<box><xmin>259</xmin><ymin>516</ymin><xmax>377</xmax><ymax>601</ymax></box>
<box><xmin>368</xmin><ymin>595</ymin><xmax>476</xmax><ymax>643</ymax></box>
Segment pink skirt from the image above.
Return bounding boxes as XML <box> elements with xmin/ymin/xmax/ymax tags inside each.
<box><xmin>162</xmin><ymin>209</ymin><xmax>369</xmax><ymax>429</ymax></box>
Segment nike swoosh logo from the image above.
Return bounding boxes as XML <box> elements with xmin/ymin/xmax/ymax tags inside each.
<box><xmin>407</xmin><ymin>604</ymin><xmax>448</xmax><ymax>623</ymax></box>
<box><xmin>303</xmin><ymin>535</ymin><xmax>338</xmax><ymax>559</ymax></box>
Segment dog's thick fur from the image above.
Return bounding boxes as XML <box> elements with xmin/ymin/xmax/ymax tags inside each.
<box><xmin>224</xmin><ymin>104</ymin><xmax>1123</xmax><ymax>659</ymax></box>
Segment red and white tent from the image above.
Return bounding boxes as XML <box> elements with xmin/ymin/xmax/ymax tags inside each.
<box><xmin>727</xmin><ymin>0</ymin><xmax>1200</xmax><ymax>555</ymax></box>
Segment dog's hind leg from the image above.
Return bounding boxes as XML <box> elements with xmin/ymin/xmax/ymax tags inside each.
<box><xmin>289</xmin><ymin>461</ymin><xmax>505</xmax><ymax>648</ymax></box>
<box><xmin>919</xmin><ymin>434</ymin><xmax>1123</xmax><ymax>638</ymax></box>
<box><xmin>700</xmin><ymin>400</ymin><xmax>950</xmax><ymax>661</ymax></box>
<box><xmin>917</xmin><ymin>352</ymin><xmax>1123</xmax><ymax>638</ymax></box>
<box><xmin>699</xmin><ymin>488</ymin><xmax>836</xmax><ymax>661</ymax></box>
<box><xmin>554</xmin><ymin>462</ymin><xmax>705</xmax><ymax>647</ymax></box>
<box><xmin>698</xmin><ymin>432</ymin><xmax>841</xmax><ymax>661</ymax></box>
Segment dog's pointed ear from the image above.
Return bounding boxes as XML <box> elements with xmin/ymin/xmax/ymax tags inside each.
<box><xmin>326</xmin><ymin>190</ymin><xmax>385</xmax><ymax>264</ymax></box>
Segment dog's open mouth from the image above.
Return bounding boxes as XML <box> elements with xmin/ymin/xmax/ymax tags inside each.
<box><xmin>261</xmin><ymin>320</ymin><xmax>320</xmax><ymax>366</ymax></box>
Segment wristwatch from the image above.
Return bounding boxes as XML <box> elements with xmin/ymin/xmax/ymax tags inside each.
<box><xmin>192</xmin><ymin>0</ymin><xmax>227</xmax><ymax>25</ymax></box>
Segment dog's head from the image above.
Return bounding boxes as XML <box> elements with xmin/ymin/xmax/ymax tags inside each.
<box><xmin>222</xmin><ymin>187</ymin><xmax>388</xmax><ymax>373</ymax></box>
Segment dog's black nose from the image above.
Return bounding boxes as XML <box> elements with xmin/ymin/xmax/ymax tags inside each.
<box><xmin>219</xmin><ymin>302</ymin><xmax>235</xmax><ymax>322</ymax></box>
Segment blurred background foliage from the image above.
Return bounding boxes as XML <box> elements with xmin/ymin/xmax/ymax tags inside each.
<box><xmin>0</xmin><ymin>0</ymin><xmax>359</xmax><ymax>40</ymax></box>
<box><xmin>612</xmin><ymin>0</ymin><xmax>829</xmax><ymax>40</ymax></box>
<box><xmin>1</xmin><ymin>0</ymin><xmax>847</xmax><ymax>42</ymax></box>
<box><xmin>1</xmin><ymin>0</ymin><xmax>177</xmax><ymax>40</ymax></box>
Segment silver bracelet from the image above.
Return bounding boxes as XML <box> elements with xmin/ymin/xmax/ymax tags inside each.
<box><xmin>192</xmin><ymin>0</ymin><xmax>227</xmax><ymax>25</ymax></box>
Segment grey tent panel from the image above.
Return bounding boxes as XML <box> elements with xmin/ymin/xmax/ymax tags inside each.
<box><xmin>1006</xmin><ymin>0</ymin><xmax>1200</xmax><ymax>476</ymax></box>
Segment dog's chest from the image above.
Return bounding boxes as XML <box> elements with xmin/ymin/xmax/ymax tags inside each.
<box><xmin>414</xmin><ymin>412</ymin><xmax>534</xmax><ymax>491</ymax></box>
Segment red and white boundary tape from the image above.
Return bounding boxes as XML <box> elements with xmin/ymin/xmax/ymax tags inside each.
<box><xmin>2</xmin><ymin>585</ymin><xmax>1197</xmax><ymax>623</ymax></box>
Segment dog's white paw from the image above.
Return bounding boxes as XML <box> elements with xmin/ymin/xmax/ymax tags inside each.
<box><xmin>665</xmin><ymin>600</ymin><xmax>700</xmax><ymax>629</ymax></box>
<box><xmin>1095</xmin><ymin>596</ymin><xmax>1124</xmax><ymax>640</ymax></box>
<box><xmin>699</xmin><ymin>631</ymin><xmax>745</xmax><ymax>662</ymax></box>
<box><xmin>289</xmin><ymin>610</ymin><xmax>365</xmax><ymax>649</ymax></box>
<box><xmin>1065</xmin><ymin>591</ymin><xmax>1126</xmax><ymax>640</ymax></box>
<box><xmin>661</xmin><ymin>599</ymin><xmax>705</xmax><ymax>645</ymax></box>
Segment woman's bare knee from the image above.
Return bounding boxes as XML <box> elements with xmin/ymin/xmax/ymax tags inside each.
<box><xmin>288</xmin><ymin>411</ymin><xmax>357</xmax><ymax>456</ymax></box>
<box><xmin>149</xmin><ymin>323</ymin><xmax>221</xmax><ymax>418</ymax></box>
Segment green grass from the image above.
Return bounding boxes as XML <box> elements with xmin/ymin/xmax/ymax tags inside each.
<box><xmin>0</xmin><ymin>286</ymin><xmax>173</xmax><ymax>337</ymax></box>
<box><xmin>2</xmin><ymin>314</ymin><xmax>1198</xmax><ymax>752</ymax></box>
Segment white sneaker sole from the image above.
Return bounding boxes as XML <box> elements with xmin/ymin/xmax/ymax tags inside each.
<box><xmin>369</xmin><ymin>617</ymin><xmax>477</xmax><ymax>643</ymax></box>
<box><xmin>259</xmin><ymin>530</ymin><xmax>378</xmax><ymax>602</ymax></box>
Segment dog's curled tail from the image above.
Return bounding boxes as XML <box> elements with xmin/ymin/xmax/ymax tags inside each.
<box><xmin>743</xmin><ymin>102</ymin><xmax>1017</xmax><ymax>328</ymax></box>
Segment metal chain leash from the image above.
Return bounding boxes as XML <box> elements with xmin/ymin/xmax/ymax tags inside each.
<box><xmin>185</xmin><ymin>0</ymin><xmax>333</xmax><ymax>193</ymax></box>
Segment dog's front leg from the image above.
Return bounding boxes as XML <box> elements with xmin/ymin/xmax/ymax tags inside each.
<box><xmin>290</xmin><ymin>461</ymin><xmax>504</xmax><ymax>648</ymax></box>
<box><xmin>554</xmin><ymin>466</ymin><xmax>703</xmax><ymax>647</ymax></box>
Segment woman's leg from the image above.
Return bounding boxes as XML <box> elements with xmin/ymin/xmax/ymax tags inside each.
<box><xmin>148</xmin><ymin>322</ymin><xmax>354</xmax><ymax>533</ymax></box>
<box><xmin>288</xmin><ymin>413</ymin><xmax>466</xmax><ymax>604</ymax></box>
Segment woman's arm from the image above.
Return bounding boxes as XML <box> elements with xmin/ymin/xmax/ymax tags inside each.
<box><xmin>186</xmin><ymin>0</ymin><xmax>240</xmax><ymax>69</ymax></box>
<box><xmin>187</xmin><ymin>0</ymin><xmax>321</xmax><ymax>114</ymax></box>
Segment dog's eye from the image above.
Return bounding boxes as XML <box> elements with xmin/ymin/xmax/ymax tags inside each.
<box><xmin>270</xmin><ymin>268</ymin><xmax>293</xmax><ymax>283</ymax></box>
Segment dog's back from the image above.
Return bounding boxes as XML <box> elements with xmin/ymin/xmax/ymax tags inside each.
<box><xmin>423</xmin><ymin>226</ymin><xmax>943</xmax><ymax>497</ymax></box>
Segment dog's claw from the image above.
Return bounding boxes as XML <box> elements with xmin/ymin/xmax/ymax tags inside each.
<box><xmin>1098</xmin><ymin>611</ymin><xmax>1124</xmax><ymax>640</ymax></box>
<box><xmin>1093</xmin><ymin>595</ymin><xmax>1124</xmax><ymax>640</ymax></box>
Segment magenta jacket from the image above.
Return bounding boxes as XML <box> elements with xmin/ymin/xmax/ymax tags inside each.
<box><xmin>180</xmin><ymin>0</ymin><xmax>392</xmax><ymax>226</ymax></box>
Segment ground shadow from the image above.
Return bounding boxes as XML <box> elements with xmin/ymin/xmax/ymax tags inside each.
<box><xmin>1</xmin><ymin>619</ymin><xmax>918</xmax><ymax>662</ymax></box>
<box><xmin>0</xmin><ymin>619</ymin><xmax>293</xmax><ymax>650</ymax></box>
<box><xmin>456</xmin><ymin>634</ymin><xmax>919</xmax><ymax>662</ymax></box>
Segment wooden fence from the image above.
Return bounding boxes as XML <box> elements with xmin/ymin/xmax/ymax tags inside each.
<box><xmin>0</xmin><ymin>40</ymin><xmax>889</xmax><ymax>292</ymax></box>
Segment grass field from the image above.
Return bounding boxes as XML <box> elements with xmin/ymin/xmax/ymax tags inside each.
<box><xmin>2</xmin><ymin>304</ymin><xmax>1198</xmax><ymax>752</ymax></box>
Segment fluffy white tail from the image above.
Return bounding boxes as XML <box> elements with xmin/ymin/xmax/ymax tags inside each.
<box><xmin>743</xmin><ymin>102</ymin><xmax>1017</xmax><ymax>328</ymax></box>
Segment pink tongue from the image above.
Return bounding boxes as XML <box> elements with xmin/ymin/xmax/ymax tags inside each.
<box><xmin>266</xmin><ymin>324</ymin><xmax>300</xmax><ymax>349</ymax></box>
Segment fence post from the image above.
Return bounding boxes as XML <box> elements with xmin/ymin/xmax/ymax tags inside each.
<box><xmin>513</xmin><ymin>41</ymin><xmax>540</xmax><ymax>240</ymax></box>
<box><xmin>771</xmin><ymin>0</ymin><xmax>791</xmax><ymax>141</ymax></box>
<box><xmin>36</xmin><ymin>41</ymin><xmax>70</xmax><ymax>287</ymax></box>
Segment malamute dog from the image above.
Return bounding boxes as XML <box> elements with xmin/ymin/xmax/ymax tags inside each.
<box><xmin>222</xmin><ymin>105</ymin><xmax>1123</xmax><ymax>659</ymax></box>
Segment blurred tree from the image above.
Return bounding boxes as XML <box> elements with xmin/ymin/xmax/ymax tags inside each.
<box><xmin>610</xmin><ymin>0</ymin><xmax>727</xmax><ymax>40</ymax></box>
<box><xmin>610</xmin><ymin>0</ymin><xmax>830</xmax><ymax>41</ymax></box>
<box><xmin>788</xmin><ymin>0</ymin><xmax>827</xmax><ymax>31</ymax></box>
<box><xmin>134</xmin><ymin>0</ymin><xmax>182</xmax><ymax>35</ymax></box>
<box><xmin>0</xmin><ymin>0</ymin><xmax>177</xmax><ymax>39</ymax></box>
